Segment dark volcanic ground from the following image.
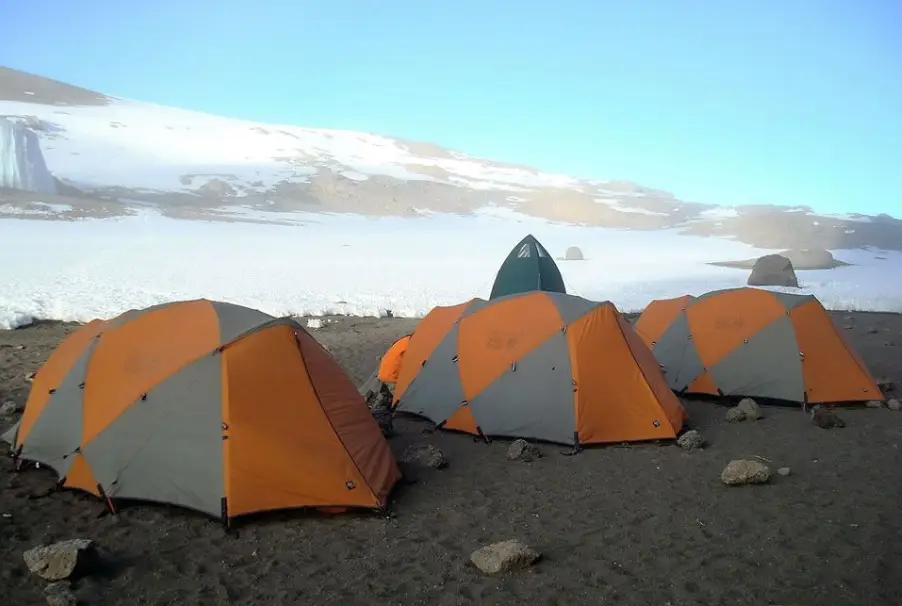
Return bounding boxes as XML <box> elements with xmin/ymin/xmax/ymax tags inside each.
<box><xmin>1</xmin><ymin>311</ymin><xmax>902</xmax><ymax>605</ymax></box>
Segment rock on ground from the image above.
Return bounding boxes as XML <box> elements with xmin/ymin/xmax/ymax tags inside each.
<box><xmin>721</xmin><ymin>459</ymin><xmax>772</xmax><ymax>485</ymax></box>
<box><xmin>23</xmin><ymin>538</ymin><xmax>98</xmax><ymax>581</ymax></box>
<box><xmin>777</xmin><ymin>467</ymin><xmax>791</xmax><ymax>476</ymax></box>
<box><xmin>368</xmin><ymin>384</ymin><xmax>395</xmax><ymax>437</ymax></box>
<box><xmin>401</xmin><ymin>444</ymin><xmax>447</xmax><ymax>469</ymax></box>
<box><xmin>470</xmin><ymin>539</ymin><xmax>540</xmax><ymax>574</ymax></box>
<box><xmin>877</xmin><ymin>378</ymin><xmax>896</xmax><ymax>393</ymax></box>
<box><xmin>45</xmin><ymin>582</ymin><xmax>77</xmax><ymax>606</ymax></box>
<box><xmin>888</xmin><ymin>398</ymin><xmax>901</xmax><ymax>411</ymax></box>
<box><xmin>866</xmin><ymin>400</ymin><xmax>885</xmax><ymax>408</ymax></box>
<box><xmin>507</xmin><ymin>439</ymin><xmax>542</xmax><ymax>461</ymax></box>
<box><xmin>677</xmin><ymin>429</ymin><xmax>705</xmax><ymax>449</ymax></box>
<box><xmin>736</xmin><ymin>397</ymin><xmax>762</xmax><ymax>420</ymax></box>
<box><xmin>0</xmin><ymin>400</ymin><xmax>16</xmax><ymax>415</ymax></box>
<box><xmin>725</xmin><ymin>407</ymin><xmax>746</xmax><ymax>422</ymax></box>
<box><xmin>812</xmin><ymin>407</ymin><xmax>845</xmax><ymax>428</ymax></box>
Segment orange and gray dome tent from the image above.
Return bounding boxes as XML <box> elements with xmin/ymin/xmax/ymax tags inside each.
<box><xmin>391</xmin><ymin>291</ymin><xmax>687</xmax><ymax>446</ymax></box>
<box><xmin>634</xmin><ymin>287</ymin><xmax>882</xmax><ymax>405</ymax></box>
<box><xmin>2</xmin><ymin>299</ymin><xmax>401</xmax><ymax>522</ymax></box>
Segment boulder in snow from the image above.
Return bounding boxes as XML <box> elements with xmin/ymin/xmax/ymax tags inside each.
<box><xmin>564</xmin><ymin>246</ymin><xmax>584</xmax><ymax>260</ymax></box>
<box><xmin>747</xmin><ymin>254</ymin><xmax>798</xmax><ymax>288</ymax></box>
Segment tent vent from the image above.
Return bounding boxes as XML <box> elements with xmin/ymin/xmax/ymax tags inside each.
<box><xmin>345</xmin><ymin>480</ymin><xmax>356</xmax><ymax>490</ymax></box>
<box><xmin>652</xmin><ymin>420</ymin><xmax>660</xmax><ymax>427</ymax></box>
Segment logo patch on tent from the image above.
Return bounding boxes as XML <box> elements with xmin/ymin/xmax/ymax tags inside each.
<box><xmin>517</xmin><ymin>243</ymin><xmax>531</xmax><ymax>258</ymax></box>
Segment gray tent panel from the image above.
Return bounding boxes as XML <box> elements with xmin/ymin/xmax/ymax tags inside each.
<box><xmin>210</xmin><ymin>301</ymin><xmax>275</xmax><ymax>344</ymax></box>
<box><xmin>19</xmin><ymin>342</ymin><xmax>95</xmax><ymax>476</ymax></box>
<box><xmin>708</xmin><ymin>316</ymin><xmax>805</xmax><ymax>401</ymax></box>
<box><xmin>652</xmin><ymin>313</ymin><xmax>704</xmax><ymax>391</ymax></box>
<box><xmin>468</xmin><ymin>332</ymin><xmax>576</xmax><ymax>444</ymax></box>
<box><xmin>1</xmin><ymin>420</ymin><xmax>20</xmax><ymax>449</ymax></box>
<box><xmin>82</xmin><ymin>351</ymin><xmax>225</xmax><ymax>517</ymax></box>
<box><xmin>395</xmin><ymin>326</ymin><xmax>466</xmax><ymax>425</ymax></box>
<box><xmin>545</xmin><ymin>292</ymin><xmax>599</xmax><ymax>325</ymax></box>
<box><xmin>767</xmin><ymin>291</ymin><xmax>815</xmax><ymax>312</ymax></box>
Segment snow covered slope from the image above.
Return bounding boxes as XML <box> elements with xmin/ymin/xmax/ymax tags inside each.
<box><xmin>0</xmin><ymin>66</ymin><xmax>900</xmax><ymax>253</ymax></box>
<box><xmin>0</xmin><ymin>117</ymin><xmax>56</xmax><ymax>193</ymax></box>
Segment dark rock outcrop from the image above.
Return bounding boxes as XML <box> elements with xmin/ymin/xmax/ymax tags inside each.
<box><xmin>747</xmin><ymin>254</ymin><xmax>799</xmax><ymax>287</ymax></box>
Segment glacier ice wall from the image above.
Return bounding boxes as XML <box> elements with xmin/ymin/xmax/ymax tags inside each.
<box><xmin>0</xmin><ymin>117</ymin><xmax>57</xmax><ymax>194</ymax></box>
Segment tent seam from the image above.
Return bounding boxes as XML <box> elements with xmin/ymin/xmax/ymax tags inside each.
<box><xmin>293</xmin><ymin>331</ymin><xmax>382</xmax><ymax>508</ymax></box>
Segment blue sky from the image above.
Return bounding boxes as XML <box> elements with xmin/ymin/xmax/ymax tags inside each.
<box><xmin>2</xmin><ymin>1</ymin><xmax>901</xmax><ymax>215</ymax></box>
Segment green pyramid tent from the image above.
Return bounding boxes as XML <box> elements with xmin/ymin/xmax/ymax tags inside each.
<box><xmin>489</xmin><ymin>234</ymin><xmax>567</xmax><ymax>299</ymax></box>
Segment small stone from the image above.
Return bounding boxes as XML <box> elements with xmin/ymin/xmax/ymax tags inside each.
<box><xmin>470</xmin><ymin>539</ymin><xmax>540</xmax><ymax>574</ymax></box>
<box><xmin>14</xmin><ymin>344</ymin><xmax>25</xmax><ymax>350</ymax></box>
<box><xmin>812</xmin><ymin>407</ymin><xmax>845</xmax><ymax>428</ymax></box>
<box><xmin>401</xmin><ymin>444</ymin><xmax>447</xmax><ymax>469</ymax></box>
<box><xmin>23</xmin><ymin>538</ymin><xmax>98</xmax><ymax>581</ymax></box>
<box><xmin>877</xmin><ymin>378</ymin><xmax>895</xmax><ymax>393</ymax></box>
<box><xmin>736</xmin><ymin>397</ymin><xmax>762</xmax><ymax>420</ymax></box>
<box><xmin>725</xmin><ymin>407</ymin><xmax>746</xmax><ymax>422</ymax></box>
<box><xmin>25</xmin><ymin>372</ymin><xmax>35</xmax><ymax>382</ymax></box>
<box><xmin>44</xmin><ymin>582</ymin><xmax>76</xmax><ymax>606</ymax></box>
<box><xmin>866</xmin><ymin>400</ymin><xmax>885</xmax><ymax>408</ymax></box>
<box><xmin>888</xmin><ymin>398</ymin><xmax>901</xmax><ymax>411</ymax></box>
<box><xmin>0</xmin><ymin>401</ymin><xmax>16</xmax><ymax>415</ymax></box>
<box><xmin>677</xmin><ymin>429</ymin><xmax>705</xmax><ymax>449</ymax></box>
<box><xmin>777</xmin><ymin>467</ymin><xmax>791</xmax><ymax>476</ymax></box>
<box><xmin>506</xmin><ymin>439</ymin><xmax>542</xmax><ymax>461</ymax></box>
<box><xmin>721</xmin><ymin>459</ymin><xmax>772</xmax><ymax>485</ymax></box>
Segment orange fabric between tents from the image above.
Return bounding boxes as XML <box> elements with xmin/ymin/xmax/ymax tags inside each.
<box><xmin>378</xmin><ymin>335</ymin><xmax>411</xmax><ymax>383</ymax></box>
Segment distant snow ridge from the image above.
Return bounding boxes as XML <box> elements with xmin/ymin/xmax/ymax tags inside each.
<box><xmin>0</xmin><ymin>117</ymin><xmax>57</xmax><ymax>193</ymax></box>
